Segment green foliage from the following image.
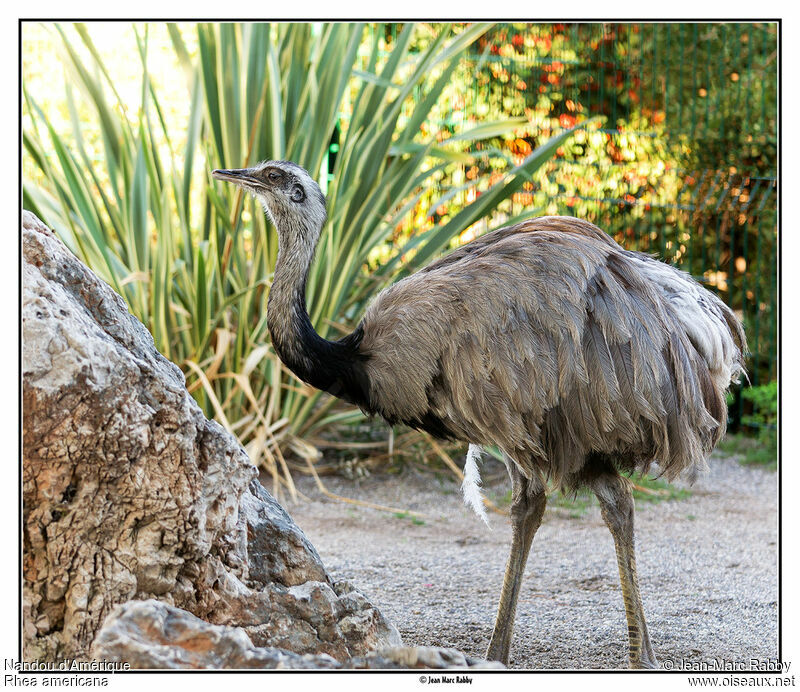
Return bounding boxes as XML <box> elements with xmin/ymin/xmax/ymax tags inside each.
<box><xmin>548</xmin><ymin>490</ymin><xmax>594</xmax><ymax>519</ymax></box>
<box><xmin>741</xmin><ymin>381</ymin><xmax>777</xmax><ymax>428</ymax></box>
<box><xmin>23</xmin><ymin>22</ymin><xmax>586</xmax><ymax>482</ymax></box>
<box><xmin>718</xmin><ymin>433</ymin><xmax>776</xmax><ymax>470</ymax></box>
<box><xmin>646</xmin><ymin>23</ymin><xmax>778</xmax><ymax>176</ymax></box>
<box><xmin>722</xmin><ymin>382</ymin><xmax>777</xmax><ymax>470</ymax></box>
<box><xmin>393</xmin><ymin>511</ymin><xmax>426</xmax><ymax>526</ymax></box>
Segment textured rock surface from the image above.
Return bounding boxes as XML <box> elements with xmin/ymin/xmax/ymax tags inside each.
<box><xmin>91</xmin><ymin>600</ymin><xmax>341</xmax><ymax>669</ymax></box>
<box><xmin>22</xmin><ymin>211</ymin><xmax>400</xmax><ymax>663</ymax></box>
<box><xmin>92</xmin><ymin>600</ymin><xmax>503</xmax><ymax>670</ymax></box>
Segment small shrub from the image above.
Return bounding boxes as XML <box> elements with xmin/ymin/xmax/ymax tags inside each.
<box><xmin>731</xmin><ymin>382</ymin><xmax>777</xmax><ymax>470</ymax></box>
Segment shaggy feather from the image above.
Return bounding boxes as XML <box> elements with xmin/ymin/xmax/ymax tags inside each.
<box><xmin>462</xmin><ymin>444</ymin><xmax>490</xmax><ymax>526</ymax></box>
<box><xmin>360</xmin><ymin>216</ymin><xmax>746</xmax><ymax>488</ymax></box>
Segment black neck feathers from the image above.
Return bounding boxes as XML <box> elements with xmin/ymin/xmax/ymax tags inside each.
<box><xmin>267</xmin><ymin>286</ymin><xmax>372</xmax><ymax>411</ymax></box>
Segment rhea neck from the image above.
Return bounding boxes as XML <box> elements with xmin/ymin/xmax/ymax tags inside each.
<box><xmin>265</xmin><ymin>206</ymin><xmax>367</xmax><ymax>404</ymax></box>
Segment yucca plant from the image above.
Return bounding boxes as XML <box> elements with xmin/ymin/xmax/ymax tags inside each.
<box><xmin>23</xmin><ymin>22</ymin><xmax>590</xmax><ymax>493</ymax></box>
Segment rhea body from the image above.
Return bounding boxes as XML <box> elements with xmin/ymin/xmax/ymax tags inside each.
<box><xmin>212</xmin><ymin>161</ymin><xmax>745</xmax><ymax>669</ymax></box>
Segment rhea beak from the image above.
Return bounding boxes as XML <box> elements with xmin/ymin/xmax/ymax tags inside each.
<box><xmin>211</xmin><ymin>168</ymin><xmax>263</xmax><ymax>189</ymax></box>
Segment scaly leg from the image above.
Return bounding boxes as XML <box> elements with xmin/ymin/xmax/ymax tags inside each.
<box><xmin>591</xmin><ymin>472</ymin><xmax>657</xmax><ymax>669</ymax></box>
<box><xmin>486</xmin><ymin>462</ymin><xmax>547</xmax><ymax>664</ymax></box>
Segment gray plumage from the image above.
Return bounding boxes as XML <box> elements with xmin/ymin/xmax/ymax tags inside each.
<box><xmin>360</xmin><ymin>215</ymin><xmax>745</xmax><ymax>487</ymax></box>
<box><xmin>213</xmin><ymin>160</ymin><xmax>746</xmax><ymax>669</ymax></box>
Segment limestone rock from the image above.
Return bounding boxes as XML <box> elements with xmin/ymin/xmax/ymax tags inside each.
<box><xmin>243</xmin><ymin>480</ymin><xmax>328</xmax><ymax>587</ymax></box>
<box><xmin>22</xmin><ymin>211</ymin><xmax>400</xmax><ymax>663</ymax></box>
<box><xmin>92</xmin><ymin>600</ymin><xmax>502</xmax><ymax>670</ymax></box>
<box><xmin>91</xmin><ymin>600</ymin><xmax>341</xmax><ymax>669</ymax></box>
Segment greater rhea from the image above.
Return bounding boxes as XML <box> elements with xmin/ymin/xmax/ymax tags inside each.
<box><xmin>212</xmin><ymin>160</ymin><xmax>745</xmax><ymax>669</ymax></box>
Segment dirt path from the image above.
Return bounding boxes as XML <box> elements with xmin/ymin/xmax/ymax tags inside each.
<box><xmin>286</xmin><ymin>452</ymin><xmax>777</xmax><ymax>670</ymax></box>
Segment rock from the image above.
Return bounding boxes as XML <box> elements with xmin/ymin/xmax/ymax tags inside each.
<box><xmin>243</xmin><ymin>480</ymin><xmax>328</xmax><ymax>587</ymax></box>
<box><xmin>22</xmin><ymin>211</ymin><xmax>400</xmax><ymax>664</ymax></box>
<box><xmin>92</xmin><ymin>600</ymin><xmax>502</xmax><ymax>670</ymax></box>
<box><xmin>91</xmin><ymin>600</ymin><xmax>341</xmax><ymax>669</ymax></box>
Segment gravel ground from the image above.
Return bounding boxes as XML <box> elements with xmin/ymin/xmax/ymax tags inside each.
<box><xmin>285</xmin><ymin>451</ymin><xmax>778</xmax><ymax>670</ymax></box>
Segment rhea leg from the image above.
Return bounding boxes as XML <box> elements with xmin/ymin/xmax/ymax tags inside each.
<box><xmin>486</xmin><ymin>462</ymin><xmax>547</xmax><ymax>664</ymax></box>
<box><xmin>590</xmin><ymin>472</ymin><xmax>657</xmax><ymax>668</ymax></box>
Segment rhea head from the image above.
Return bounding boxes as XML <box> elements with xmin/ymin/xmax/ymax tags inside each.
<box><xmin>212</xmin><ymin>161</ymin><xmax>327</xmax><ymax>248</ymax></box>
<box><xmin>212</xmin><ymin>160</ymin><xmax>348</xmax><ymax>393</ymax></box>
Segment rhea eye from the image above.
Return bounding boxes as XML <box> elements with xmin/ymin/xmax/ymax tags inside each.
<box><xmin>290</xmin><ymin>186</ymin><xmax>306</xmax><ymax>203</ymax></box>
<box><xmin>267</xmin><ymin>170</ymin><xmax>281</xmax><ymax>183</ymax></box>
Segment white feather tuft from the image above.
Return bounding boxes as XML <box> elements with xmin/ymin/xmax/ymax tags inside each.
<box><xmin>462</xmin><ymin>444</ymin><xmax>490</xmax><ymax>527</ymax></box>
